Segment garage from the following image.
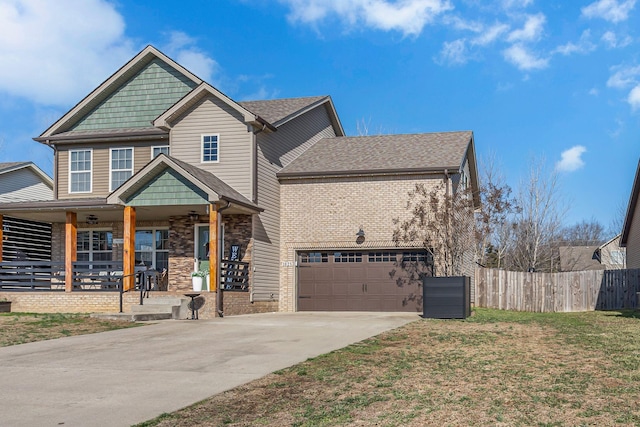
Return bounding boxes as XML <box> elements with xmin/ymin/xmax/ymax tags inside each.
<box><xmin>297</xmin><ymin>250</ymin><xmax>433</xmax><ymax>312</ymax></box>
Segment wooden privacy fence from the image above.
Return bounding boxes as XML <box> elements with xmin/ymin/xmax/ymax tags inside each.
<box><xmin>475</xmin><ymin>267</ymin><xmax>640</xmax><ymax>312</ymax></box>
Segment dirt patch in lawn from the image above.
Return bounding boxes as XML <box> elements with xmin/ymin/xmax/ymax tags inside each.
<box><xmin>0</xmin><ymin>313</ymin><xmax>140</xmax><ymax>347</ymax></box>
<box><xmin>140</xmin><ymin>310</ymin><xmax>640</xmax><ymax>427</ymax></box>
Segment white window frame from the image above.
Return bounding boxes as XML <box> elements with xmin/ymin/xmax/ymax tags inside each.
<box><xmin>109</xmin><ymin>147</ymin><xmax>134</xmax><ymax>191</ymax></box>
<box><xmin>201</xmin><ymin>134</ymin><xmax>220</xmax><ymax>163</ymax></box>
<box><xmin>135</xmin><ymin>228</ymin><xmax>170</xmax><ymax>271</ymax></box>
<box><xmin>69</xmin><ymin>149</ymin><xmax>93</xmax><ymax>194</ymax></box>
<box><xmin>151</xmin><ymin>145</ymin><xmax>170</xmax><ymax>159</ymax></box>
<box><xmin>77</xmin><ymin>229</ymin><xmax>113</xmax><ymax>262</ymax></box>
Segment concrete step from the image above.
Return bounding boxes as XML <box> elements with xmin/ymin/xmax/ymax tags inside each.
<box><xmin>131</xmin><ymin>304</ymin><xmax>173</xmax><ymax>314</ymax></box>
<box><xmin>141</xmin><ymin>297</ymin><xmax>185</xmax><ymax>306</ymax></box>
<box><xmin>90</xmin><ymin>312</ymin><xmax>172</xmax><ymax>322</ymax></box>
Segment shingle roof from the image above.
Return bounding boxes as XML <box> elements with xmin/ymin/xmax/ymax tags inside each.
<box><xmin>277</xmin><ymin>131</ymin><xmax>473</xmax><ymax>177</ymax></box>
<box><xmin>239</xmin><ymin>96</ymin><xmax>327</xmax><ymax>126</ymax></box>
<box><xmin>0</xmin><ymin>162</ymin><xmax>31</xmax><ymax>175</ymax></box>
<box><xmin>165</xmin><ymin>156</ymin><xmax>261</xmax><ymax>211</ymax></box>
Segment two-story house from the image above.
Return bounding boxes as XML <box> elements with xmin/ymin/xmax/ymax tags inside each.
<box><xmin>0</xmin><ymin>45</ymin><xmax>479</xmax><ymax>317</ymax></box>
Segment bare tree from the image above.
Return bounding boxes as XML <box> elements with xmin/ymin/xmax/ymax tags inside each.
<box><xmin>475</xmin><ymin>153</ymin><xmax>518</xmax><ymax>268</ymax></box>
<box><xmin>560</xmin><ymin>218</ymin><xmax>608</xmax><ymax>246</ymax></box>
<box><xmin>393</xmin><ymin>181</ymin><xmax>475</xmax><ymax>276</ymax></box>
<box><xmin>507</xmin><ymin>157</ymin><xmax>565</xmax><ymax>272</ymax></box>
<box><xmin>608</xmin><ymin>200</ymin><xmax>628</xmax><ymax>238</ymax></box>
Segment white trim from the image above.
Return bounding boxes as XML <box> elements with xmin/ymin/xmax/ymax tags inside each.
<box><xmin>109</xmin><ymin>147</ymin><xmax>134</xmax><ymax>192</ymax></box>
<box><xmin>151</xmin><ymin>145</ymin><xmax>170</xmax><ymax>159</ymax></box>
<box><xmin>68</xmin><ymin>149</ymin><xmax>93</xmax><ymax>194</ymax></box>
<box><xmin>201</xmin><ymin>133</ymin><xmax>220</xmax><ymax>163</ymax></box>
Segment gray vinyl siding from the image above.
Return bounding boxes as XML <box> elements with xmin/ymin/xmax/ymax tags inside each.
<box><xmin>72</xmin><ymin>59</ymin><xmax>197</xmax><ymax>131</ymax></box>
<box><xmin>253</xmin><ymin>104</ymin><xmax>337</xmax><ymax>301</ymax></box>
<box><xmin>627</xmin><ymin>201</ymin><xmax>640</xmax><ymax>268</ymax></box>
<box><xmin>169</xmin><ymin>95</ymin><xmax>253</xmax><ymax>199</ymax></box>
<box><xmin>0</xmin><ymin>168</ymin><xmax>52</xmax><ymax>202</ymax></box>
<box><xmin>57</xmin><ymin>142</ymin><xmax>163</xmax><ymax>198</ymax></box>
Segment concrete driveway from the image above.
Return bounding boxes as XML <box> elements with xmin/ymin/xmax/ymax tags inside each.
<box><xmin>0</xmin><ymin>312</ymin><xmax>417</xmax><ymax>427</ymax></box>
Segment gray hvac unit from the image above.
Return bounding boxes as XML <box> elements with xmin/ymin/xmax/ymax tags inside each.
<box><xmin>423</xmin><ymin>276</ymin><xmax>470</xmax><ymax>319</ymax></box>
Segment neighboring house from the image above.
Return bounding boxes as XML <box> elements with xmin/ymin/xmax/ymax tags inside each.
<box><xmin>621</xmin><ymin>158</ymin><xmax>640</xmax><ymax>268</ymax></box>
<box><xmin>596</xmin><ymin>234</ymin><xmax>626</xmax><ymax>269</ymax></box>
<box><xmin>559</xmin><ymin>245</ymin><xmax>604</xmax><ymax>272</ymax></box>
<box><xmin>558</xmin><ymin>235</ymin><xmax>626</xmax><ymax>272</ymax></box>
<box><xmin>0</xmin><ymin>45</ymin><xmax>479</xmax><ymax>315</ymax></box>
<box><xmin>0</xmin><ymin>162</ymin><xmax>53</xmax><ymax>261</ymax></box>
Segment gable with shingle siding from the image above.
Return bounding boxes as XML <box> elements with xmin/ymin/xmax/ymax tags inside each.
<box><xmin>71</xmin><ymin>59</ymin><xmax>198</xmax><ymax>132</ymax></box>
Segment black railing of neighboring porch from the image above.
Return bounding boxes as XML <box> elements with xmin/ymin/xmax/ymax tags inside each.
<box><xmin>220</xmin><ymin>260</ymin><xmax>249</xmax><ymax>291</ymax></box>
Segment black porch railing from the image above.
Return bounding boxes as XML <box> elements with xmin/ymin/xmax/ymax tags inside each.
<box><xmin>220</xmin><ymin>260</ymin><xmax>249</xmax><ymax>291</ymax></box>
<box><xmin>0</xmin><ymin>261</ymin><xmax>66</xmax><ymax>290</ymax></box>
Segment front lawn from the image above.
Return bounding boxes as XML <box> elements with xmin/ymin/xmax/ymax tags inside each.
<box><xmin>0</xmin><ymin>312</ymin><xmax>140</xmax><ymax>346</ymax></box>
<box><xmin>138</xmin><ymin>309</ymin><xmax>640</xmax><ymax>426</ymax></box>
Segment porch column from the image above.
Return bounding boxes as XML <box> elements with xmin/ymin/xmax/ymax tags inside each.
<box><xmin>209</xmin><ymin>203</ymin><xmax>219</xmax><ymax>293</ymax></box>
<box><xmin>123</xmin><ymin>206</ymin><xmax>136</xmax><ymax>291</ymax></box>
<box><xmin>65</xmin><ymin>212</ymin><xmax>77</xmax><ymax>292</ymax></box>
<box><xmin>0</xmin><ymin>214</ymin><xmax>3</xmax><ymax>262</ymax></box>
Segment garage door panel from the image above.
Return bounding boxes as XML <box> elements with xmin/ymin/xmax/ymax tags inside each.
<box><xmin>297</xmin><ymin>250</ymin><xmax>430</xmax><ymax>312</ymax></box>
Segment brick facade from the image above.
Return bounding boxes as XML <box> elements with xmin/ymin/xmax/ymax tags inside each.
<box><xmin>279</xmin><ymin>174</ymin><xmax>446</xmax><ymax>312</ymax></box>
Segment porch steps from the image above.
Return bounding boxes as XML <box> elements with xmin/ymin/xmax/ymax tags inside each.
<box><xmin>91</xmin><ymin>296</ymin><xmax>191</xmax><ymax>322</ymax></box>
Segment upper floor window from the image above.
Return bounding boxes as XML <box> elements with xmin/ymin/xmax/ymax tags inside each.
<box><xmin>152</xmin><ymin>146</ymin><xmax>170</xmax><ymax>159</ymax></box>
<box><xmin>69</xmin><ymin>149</ymin><xmax>92</xmax><ymax>193</ymax></box>
<box><xmin>201</xmin><ymin>134</ymin><xmax>219</xmax><ymax>163</ymax></box>
<box><xmin>610</xmin><ymin>250</ymin><xmax>624</xmax><ymax>265</ymax></box>
<box><xmin>110</xmin><ymin>148</ymin><xmax>133</xmax><ymax>191</ymax></box>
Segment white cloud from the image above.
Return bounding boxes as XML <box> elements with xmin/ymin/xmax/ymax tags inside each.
<box><xmin>471</xmin><ymin>23</ymin><xmax>510</xmax><ymax>46</ymax></box>
<box><xmin>162</xmin><ymin>31</ymin><xmax>219</xmax><ymax>84</ymax></box>
<box><xmin>629</xmin><ymin>85</ymin><xmax>640</xmax><ymax>110</ymax></box>
<box><xmin>507</xmin><ymin>13</ymin><xmax>546</xmax><ymax>43</ymax></box>
<box><xmin>589</xmin><ymin>87</ymin><xmax>599</xmax><ymax>96</ymax></box>
<box><xmin>0</xmin><ymin>0</ymin><xmax>135</xmax><ymax>105</ymax></box>
<box><xmin>280</xmin><ymin>0</ymin><xmax>454</xmax><ymax>37</ymax></box>
<box><xmin>436</xmin><ymin>39</ymin><xmax>468</xmax><ymax>65</ymax></box>
<box><xmin>503</xmin><ymin>44</ymin><xmax>549</xmax><ymax>70</ymax></box>
<box><xmin>502</xmin><ymin>0</ymin><xmax>534</xmax><ymax>9</ymax></box>
<box><xmin>552</xmin><ymin>30</ymin><xmax>596</xmax><ymax>56</ymax></box>
<box><xmin>601</xmin><ymin>31</ymin><xmax>633</xmax><ymax>48</ymax></box>
<box><xmin>556</xmin><ymin>146</ymin><xmax>587</xmax><ymax>172</ymax></box>
<box><xmin>606</xmin><ymin>65</ymin><xmax>640</xmax><ymax>89</ymax></box>
<box><xmin>581</xmin><ymin>0</ymin><xmax>636</xmax><ymax>23</ymax></box>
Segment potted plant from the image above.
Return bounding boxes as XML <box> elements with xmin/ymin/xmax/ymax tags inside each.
<box><xmin>0</xmin><ymin>297</ymin><xmax>11</xmax><ymax>313</ymax></box>
<box><xmin>191</xmin><ymin>271</ymin><xmax>206</xmax><ymax>292</ymax></box>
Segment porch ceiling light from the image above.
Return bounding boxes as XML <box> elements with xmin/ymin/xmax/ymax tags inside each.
<box><xmin>86</xmin><ymin>215</ymin><xmax>98</xmax><ymax>225</ymax></box>
<box><xmin>188</xmin><ymin>211</ymin><xmax>199</xmax><ymax>222</ymax></box>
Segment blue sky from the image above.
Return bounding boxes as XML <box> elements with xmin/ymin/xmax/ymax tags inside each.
<box><xmin>0</xmin><ymin>0</ymin><xmax>639</xmax><ymax>231</ymax></box>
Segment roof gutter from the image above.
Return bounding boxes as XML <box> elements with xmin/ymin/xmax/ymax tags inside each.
<box><xmin>277</xmin><ymin>166</ymin><xmax>461</xmax><ymax>180</ymax></box>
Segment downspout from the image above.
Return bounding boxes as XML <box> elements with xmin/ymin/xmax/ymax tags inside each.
<box><xmin>216</xmin><ymin>200</ymin><xmax>232</xmax><ymax>317</ymax></box>
<box><xmin>47</xmin><ymin>141</ymin><xmax>58</xmax><ymax>200</ymax></box>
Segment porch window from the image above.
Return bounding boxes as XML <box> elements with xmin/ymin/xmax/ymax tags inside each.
<box><xmin>135</xmin><ymin>229</ymin><xmax>169</xmax><ymax>271</ymax></box>
<box><xmin>201</xmin><ymin>134</ymin><xmax>219</xmax><ymax>163</ymax></box>
<box><xmin>69</xmin><ymin>149</ymin><xmax>92</xmax><ymax>193</ymax></box>
<box><xmin>77</xmin><ymin>230</ymin><xmax>113</xmax><ymax>262</ymax></box>
<box><xmin>110</xmin><ymin>148</ymin><xmax>133</xmax><ymax>191</ymax></box>
<box><xmin>152</xmin><ymin>145</ymin><xmax>170</xmax><ymax>159</ymax></box>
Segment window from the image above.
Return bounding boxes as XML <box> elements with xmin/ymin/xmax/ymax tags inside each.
<box><xmin>369</xmin><ymin>252</ymin><xmax>398</xmax><ymax>262</ymax></box>
<box><xmin>110</xmin><ymin>148</ymin><xmax>133</xmax><ymax>191</ymax></box>
<box><xmin>334</xmin><ymin>252</ymin><xmax>362</xmax><ymax>263</ymax></box>
<box><xmin>77</xmin><ymin>230</ymin><xmax>113</xmax><ymax>262</ymax></box>
<box><xmin>69</xmin><ymin>149</ymin><xmax>92</xmax><ymax>193</ymax></box>
<box><xmin>135</xmin><ymin>229</ymin><xmax>169</xmax><ymax>271</ymax></box>
<box><xmin>300</xmin><ymin>252</ymin><xmax>328</xmax><ymax>263</ymax></box>
<box><xmin>610</xmin><ymin>250</ymin><xmax>624</xmax><ymax>265</ymax></box>
<box><xmin>201</xmin><ymin>134</ymin><xmax>219</xmax><ymax>162</ymax></box>
<box><xmin>402</xmin><ymin>252</ymin><xmax>432</xmax><ymax>263</ymax></box>
<box><xmin>152</xmin><ymin>146</ymin><xmax>170</xmax><ymax>159</ymax></box>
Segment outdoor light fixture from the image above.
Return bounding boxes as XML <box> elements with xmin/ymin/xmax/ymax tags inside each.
<box><xmin>188</xmin><ymin>211</ymin><xmax>199</xmax><ymax>222</ymax></box>
<box><xmin>356</xmin><ymin>226</ymin><xmax>365</xmax><ymax>244</ymax></box>
<box><xmin>86</xmin><ymin>215</ymin><xmax>98</xmax><ymax>225</ymax></box>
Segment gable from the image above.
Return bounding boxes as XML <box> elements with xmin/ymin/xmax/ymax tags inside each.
<box><xmin>70</xmin><ymin>59</ymin><xmax>197</xmax><ymax>132</ymax></box>
<box><xmin>125</xmin><ymin>168</ymin><xmax>208</xmax><ymax>206</ymax></box>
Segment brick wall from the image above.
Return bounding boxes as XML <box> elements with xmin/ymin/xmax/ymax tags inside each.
<box><xmin>2</xmin><ymin>291</ymin><xmax>140</xmax><ymax>313</ymax></box>
<box><xmin>279</xmin><ymin>174</ymin><xmax>446</xmax><ymax>312</ymax></box>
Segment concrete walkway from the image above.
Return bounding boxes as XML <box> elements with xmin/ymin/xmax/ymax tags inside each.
<box><xmin>0</xmin><ymin>312</ymin><xmax>418</xmax><ymax>427</ymax></box>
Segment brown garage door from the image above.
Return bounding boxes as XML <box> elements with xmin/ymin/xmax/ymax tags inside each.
<box><xmin>297</xmin><ymin>250</ymin><xmax>433</xmax><ymax>312</ymax></box>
